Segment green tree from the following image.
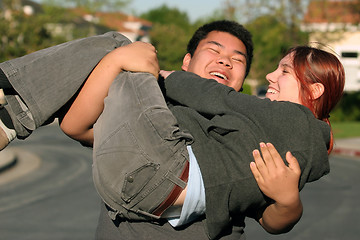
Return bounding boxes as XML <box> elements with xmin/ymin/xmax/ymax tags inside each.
<box><xmin>217</xmin><ymin>0</ymin><xmax>309</xmax><ymax>84</ymax></box>
<box><xmin>331</xmin><ymin>92</ymin><xmax>360</xmax><ymax>122</ymax></box>
<box><xmin>140</xmin><ymin>5</ymin><xmax>192</xmax><ymax>31</ymax></box>
<box><xmin>245</xmin><ymin>15</ymin><xmax>308</xmax><ymax>82</ymax></box>
<box><xmin>140</xmin><ymin>5</ymin><xmax>196</xmax><ymax>71</ymax></box>
<box><xmin>149</xmin><ymin>23</ymin><xmax>189</xmax><ymax>71</ymax></box>
<box><xmin>41</xmin><ymin>0</ymin><xmax>131</xmax><ymax>12</ymax></box>
<box><xmin>0</xmin><ymin>1</ymin><xmax>67</xmax><ymax>61</ymax></box>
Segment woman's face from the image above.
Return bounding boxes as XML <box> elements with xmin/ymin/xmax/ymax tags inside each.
<box><xmin>265</xmin><ymin>53</ymin><xmax>302</xmax><ymax>104</ymax></box>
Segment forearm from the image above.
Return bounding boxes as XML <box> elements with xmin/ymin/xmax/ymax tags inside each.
<box><xmin>165</xmin><ymin>71</ymin><xmax>261</xmax><ymax>115</ymax></box>
<box><xmin>259</xmin><ymin>195</ymin><xmax>303</xmax><ymax>234</ymax></box>
<box><xmin>60</xmin><ymin>41</ymin><xmax>158</xmax><ymax>145</ymax></box>
<box><xmin>165</xmin><ymin>71</ymin><xmax>234</xmax><ymax>113</ymax></box>
<box><xmin>251</xmin><ymin>146</ymin><xmax>303</xmax><ymax>234</ymax></box>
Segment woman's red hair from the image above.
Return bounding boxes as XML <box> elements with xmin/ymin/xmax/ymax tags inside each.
<box><xmin>286</xmin><ymin>46</ymin><xmax>345</xmax><ymax>154</ymax></box>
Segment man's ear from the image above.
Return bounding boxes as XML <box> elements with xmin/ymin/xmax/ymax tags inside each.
<box><xmin>311</xmin><ymin>83</ymin><xmax>325</xmax><ymax>100</ymax></box>
<box><xmin>181</xmin><ymin>53</ymin><xmax>191</xmax><ymax>71</ymax></box>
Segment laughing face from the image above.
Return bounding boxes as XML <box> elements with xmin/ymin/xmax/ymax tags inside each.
<box><xmin>181</xmin><ymin>31</ymin><xmax>247</xmax><ymax>92</ymax></box>
<box><xmin>265</xmin><ymin>53</ymin><xmax>302</xmax><ymax>104</ymax></box>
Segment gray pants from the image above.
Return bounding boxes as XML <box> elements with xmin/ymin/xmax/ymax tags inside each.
<box><xmin>1</xmin><ymin>30</ymin><xmax>194</xmax><ymax>222</ymax></box>
<box><xmin>0</xmin><ymin>32</ymin><xmax>131</xmax><ymax>138</ymax></box>
<box><xmin>93</xmin><ymin>71</ymin><xmax>193</xmax><ymax>220</ymax></box>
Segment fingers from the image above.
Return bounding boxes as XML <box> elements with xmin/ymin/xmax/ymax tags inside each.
<box><xmin>264</xmin><ymin>142</ymin><xmax>284</xmax><ymax>168</ymax></box>
<box><xmin>250</xmin><ymin>142</ymin><xmax>289</xmax><ymax>174</ymax></box>
<box><xmin>132</xmin><ymin>42</ymin><xmax>160</xmax><ymax>78</ymax></box>
<box><xmin>250</xmin><ymin>143</ymin><xmax>271</xmax><ymax>182</ymax></box>
<box><xmin>159</xmin><ymin>70</ymin><xmax>175</xmax><ymax>79</ymax></box>
<box><xmin>286</xmin><ymin>151</ymin><xmax>301</xmax><ymax>175</ymax></box>
<box><xmin>145</xmin><ymin>44</ymin><xmax>160</xmax><ymax>78</ymax></box>
<box><xmin>250</xmin><ymin>150</ymin><xmax>264</xmax><ymax>183</ymax></box>
<box><xmin>259</xmin><ymin>142</ymin><xmax>277</xmax><ymax>169</ymax></box>
<box><xmin>252</xmin><ymin>143</ymin><xmax>300</xmax><ymax>173</ymax></box>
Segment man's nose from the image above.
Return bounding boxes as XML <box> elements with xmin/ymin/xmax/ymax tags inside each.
<box><xmin>217</xmin><ymin>56</ymin><xmax>232</xmax><ymax>68</ymax></box>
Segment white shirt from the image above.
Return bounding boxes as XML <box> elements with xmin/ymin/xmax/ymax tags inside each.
<box><xmin>165</xmin><ymin>145</ymin><xmax>206</xmax><ymax>227</ymax></box>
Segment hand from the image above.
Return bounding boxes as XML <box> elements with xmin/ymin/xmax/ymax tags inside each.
<box><xmin>159</xmin><ymin>70</ymin><xmax>175</xmax><ymax>79</ymax></box>
<box><xmin>108</xmin><ymin>41</ymin><xmax>160</xmax><ymax>78</ymax></box>
<box><xmin>250</xmin><ymin>142</ymin><xmax>301</xmax><ymax>207</ymax></box>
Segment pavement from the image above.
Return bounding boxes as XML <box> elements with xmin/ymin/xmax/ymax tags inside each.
<box><xmin>1</xmin><ymin>137</ymin><xmax>360</xmax><ymax>174</ymax></box>
<box><xmin>332</xmin><ymin>137</ymin><xmax>360</xmax><ymax>157</ymax></box>
<box><xmin>0</xmin><ymin>148</ymin><xmax>17</xmax><ymax>173</ymax></box>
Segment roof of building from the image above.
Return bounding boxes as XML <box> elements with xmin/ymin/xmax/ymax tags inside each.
<box><xmin>304</xmin><ymin>0</ymin><xmax>360</xmax><ymax>24</ymax></box>
<box><xmin>71</xmin><ymin>8</ymin><xmax>152</xmax><ymax>33</ymax></box>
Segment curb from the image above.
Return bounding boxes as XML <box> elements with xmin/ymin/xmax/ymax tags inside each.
<box><xmin>332</xmin><ymin>148</ymin><xmax>360</xmax><ymax>158</ymax></box>
<box><xmin>0</xmin><ymin>148</ymin><xmax>17</xmax><ymax>172</ymax></box>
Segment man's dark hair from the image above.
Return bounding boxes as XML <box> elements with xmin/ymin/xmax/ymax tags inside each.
<box><xmin>187</xmin><ymin>20</ymin><xmax>253</xmax><ymax>78</ymax></box>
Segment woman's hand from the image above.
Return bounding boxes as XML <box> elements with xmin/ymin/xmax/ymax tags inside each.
<box><xmin>250</xmin><ymin>142</ymin><xmax>303</xmax><ymax>233</ymax></box>
<box><xmin>250</xmin><ymin>142</ymin><xmax>301</xmax><ymax>206</ymax></box>
<box><xmin>159</xmin><ymin>70</ymin><xmax>175</xmax><ymax>79</ymax></box>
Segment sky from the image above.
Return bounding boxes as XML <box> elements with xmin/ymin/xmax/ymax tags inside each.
<box><xmin>126</xmin><ymin>0</ymin><xmax>223</xmax><ymax>22</ymax></box>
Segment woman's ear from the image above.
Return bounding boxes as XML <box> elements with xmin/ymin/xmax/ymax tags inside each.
<box><xmin>311</xmin><ymin>83</ymin><xmax>325</xmax><ymax>100</ymax></box>
<box><xmin>181</xmin><ymin>53</ymin><xmax>191</xmax><ymax>71</ymax></box>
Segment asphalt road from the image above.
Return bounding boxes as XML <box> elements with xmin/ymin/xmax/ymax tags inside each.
<box><xmin>245</xmin><ymin>155</ymin><xmax>360</xmax><ymax>240</ymax></box>
<box><xmin>0</xmin><ymin>124</ymin><xmax>359</xmax><ymax>240</ymax></box>
<box><xmin>0</xmin><ymin>124</ymin><xmax>100</xmax><ymax>240</ymax></box>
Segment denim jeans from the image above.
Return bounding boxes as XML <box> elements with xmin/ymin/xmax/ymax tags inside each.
<box><xmin>93</xmin><ymin>71</ymin><xmax>193</xmax><ymax>220</ymax></box>
<box><xmin>1</xmin><ymin>30</ymin><xmax>195</xmax><ymax>221</ymax></box>
<box><xmin>0</xmin><ymin>32</ymin><xmax>131</xmax><ymax>138</ymax></box>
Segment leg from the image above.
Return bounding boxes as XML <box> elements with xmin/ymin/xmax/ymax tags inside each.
<box><xmin>0</xmin><ymin>70</ymin><xmax>16</xmax><ymax>149</ymax></box>
<box><xmin>93</xmin><ymin>72</ymin><xmax>193</xmax><ymax>221</ymax></box>
<box><xmin>0</xmin><ymin>31</ymin><xmax>131</xmax><ymax>139</ymax></box>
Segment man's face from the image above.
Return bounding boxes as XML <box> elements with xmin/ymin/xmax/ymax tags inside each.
<box><xmin>182</xmin><ymin>31</ymin><xmax>247</xmax><ymax>92</ymax></box>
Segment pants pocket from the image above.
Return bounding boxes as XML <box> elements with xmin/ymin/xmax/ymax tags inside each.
<box><xmin>122</xmin><ymin>163</ymin><xmax>159</xmax><ymax>203</ymax></box>
<box><xmin>95</xmin><ymin>122</ymin><xmax>159</xmax><ymax>205</ymax></box>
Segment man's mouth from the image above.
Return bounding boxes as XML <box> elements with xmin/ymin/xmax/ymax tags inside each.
<box><xmin>210</xmin><ymin>72</ymin><xmax>228</xmax><ymax>81</ymax></box>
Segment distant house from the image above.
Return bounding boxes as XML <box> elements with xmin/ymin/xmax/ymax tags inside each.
<box><xmin>70</xmin><ymin>8</ymin><xmax>152</xmax><ymax>43</ymax></box>
<box><xmin>93</xmin><ymin>12</ymin><xmax>152</xmax><ymax>43</ymax></box>
<box><xmin>301</xmin><ymin>0</ymin><xmax>360</xmax><ymax>92</ymax></box>
<box><xmin>0</xmin><ymin>0</ymin><xmax>42</xmax><ymax>17</ymax></box>
<box><xmin>1</xmin><ymin>0</ymin><xmax>152</xmax><ymax>43</ymax></box>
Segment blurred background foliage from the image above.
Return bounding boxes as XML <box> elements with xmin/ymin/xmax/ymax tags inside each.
<box><xmin>0</xmin><ymin>0</ymin><xmax>359</xmax><ymax>122</ymax></box>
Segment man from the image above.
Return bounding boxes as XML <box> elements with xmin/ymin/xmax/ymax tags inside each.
<box><xmin>92</xmin><ymin>20</ymin><xmax>253</xmax><ymax>240</ymax></box>
<box><xmin>88</xmin><ymin>20</ymin><xmax>303</xmax><ymax>240</ymax></box>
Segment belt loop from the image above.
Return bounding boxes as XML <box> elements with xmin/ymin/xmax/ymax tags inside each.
<box><xmin>168</xmin><ymin>171</ymin><xmax>187</xmax><ymax>189</ymax></box>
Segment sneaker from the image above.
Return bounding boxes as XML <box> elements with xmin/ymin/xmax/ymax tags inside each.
<box><xmin>0</xmin><ymin>124</ymin><xmax>10</xmax><ymax>150</ymax></box>
<box><xmin>0</xmin><ymin>89</ymin><xmax>6</xmax><ymax>107</ymax></box>
<box><xmin>0</xmin><ymin>119</ymin><xmax>15</xmax><ymax>151</ymax></box>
